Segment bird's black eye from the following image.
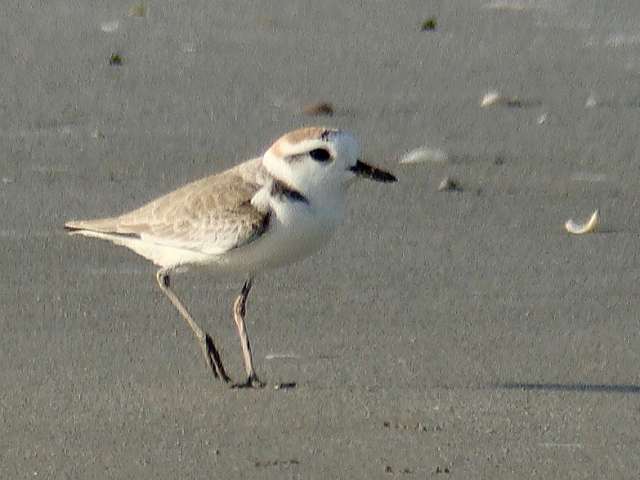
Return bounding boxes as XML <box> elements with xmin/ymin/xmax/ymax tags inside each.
<box><xmin>309</xmin><ymin>148</ymin><xmax>331</xmax><ymax>162</ymax></box>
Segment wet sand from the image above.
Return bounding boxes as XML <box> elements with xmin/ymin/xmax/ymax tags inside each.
<box><xmin>2</xmin><ymin>0</ymin><xmax>640</xmax><ymax>477</ymax></box>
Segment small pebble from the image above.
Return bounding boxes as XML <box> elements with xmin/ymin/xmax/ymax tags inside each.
<box><xmin>274</xmin><ymin>382</ymin><xmax>297</xmax><ymax>390</ymax></box>
<box><xmin>302</xmin><ymin>102</ymin><xmax>334</xmax><ymax>116</ymax></box>
<box><xmin>109</xmin><ymin>53</ymin><xmax>124</xmax><ymax>66</ymax></box>
<box><xmin>438</xmin><ymin>177</ymin><xmax>461</xmax><ymax>192</ymax></box>
<box><xmin>128</xmin><ymin>3</ymin><xmax>145</xmax><ymax>17</ymax></box>
<box><xmin>421</xmin><ymin>17</ymin><xmax>437</xmax><ymax>31</ymax></box>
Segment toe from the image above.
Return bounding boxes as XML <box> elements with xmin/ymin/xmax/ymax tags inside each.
<box><xmin>231</xmin><ymin>375</ymin><xmax>266</xmax><ymax>389</ymax></box>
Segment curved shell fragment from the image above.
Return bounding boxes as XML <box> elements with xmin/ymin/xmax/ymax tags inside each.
<box><xmin>481</xmin><ymin>90</ymin><xmax>503</xmax><ymax>107</ymax></box>
<box><xmin>565</xmin><ymin>210</ymin><xmax>599</xmax><ymax>234</ymax></box>
<box><xmin>399</xmin><ymin>147</ymin><xmax>448</xmax><ymax>164</ymax></box>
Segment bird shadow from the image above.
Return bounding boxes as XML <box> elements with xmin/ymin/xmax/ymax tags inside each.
<box><xmin>495</xmin><ymin>382</ymin><xmax>640</xmax><ymax>394</ymax></box>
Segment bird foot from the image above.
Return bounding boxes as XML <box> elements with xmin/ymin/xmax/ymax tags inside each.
<box><xmin>231</xmin><ymin>374</ymin><xmax>266</xmax><ymax>389</ymax></box>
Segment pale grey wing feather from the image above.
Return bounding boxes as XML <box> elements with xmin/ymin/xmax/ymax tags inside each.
<box><xmin>70</xmin><ymin>159</ymin><xmax>271</xmax><ymax>255</ymax></box>
<box><xmin>118</xmin><ymin>167</ymin><xmax>269</xmax><ymax>254</ymax></box>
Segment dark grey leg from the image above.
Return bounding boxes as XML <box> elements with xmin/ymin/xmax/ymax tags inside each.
<box><xmin>156</xmin><ymin>269</ymin><xmax>230</xmax><ymax>383</ymax></box>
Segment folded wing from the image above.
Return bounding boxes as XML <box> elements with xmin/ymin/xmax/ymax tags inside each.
<box><xmin>65</xmin><ymin>159</ymin><xmax>271</xmax><ymax>256</ymax></box>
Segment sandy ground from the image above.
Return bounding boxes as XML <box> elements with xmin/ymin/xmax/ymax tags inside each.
<box><xmin>2</xmin><ymin>0</ymin><xmax>640</xmax><ymax>477</ymax></box>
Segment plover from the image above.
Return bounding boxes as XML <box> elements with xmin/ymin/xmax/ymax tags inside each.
<box><xmin>65</xmin><ymin>127</ymin><xmax>396</xmax><ymax>388</ymax></box>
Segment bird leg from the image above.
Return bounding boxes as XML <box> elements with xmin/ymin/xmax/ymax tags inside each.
<box><xmin>231</xmin><ymin>279</ymin><xmax>265</xmax><ymax>388</ymax></box>
<box><xmin>156</xmin><ymin>269</ymin><xmax>230</xmax><ymax>383</ymax></box>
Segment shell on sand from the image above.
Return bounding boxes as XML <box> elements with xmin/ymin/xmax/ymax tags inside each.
<box><xmin>481</xmin><ymin>90</ymin><xmax>503</xmax><ymax>107</ymax></box>
<box><xmin>480</xmin><ymin>90</ymin><xmax>527</xmax><ymax>108</ymax></box>
<box><xmin>399</xmin><ymin>147</ymin><xmax>448</xmax><ymax>164</ymax></box>
<box><xmin>565</xmin><ymin>210</ymin><xmax>599</xmax><ymax>234</ymax></box>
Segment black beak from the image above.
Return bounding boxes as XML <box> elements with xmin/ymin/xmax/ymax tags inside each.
<box><xmin>349</xmin><ymin>160</ymin><xmax>397</xmax><ymax>183</ymax></box>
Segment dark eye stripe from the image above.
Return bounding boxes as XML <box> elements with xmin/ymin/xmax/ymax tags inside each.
<box><xmin>309</xmin><ymin>148</ymin><xmax>331</xmax><ymax>162</ymax></box>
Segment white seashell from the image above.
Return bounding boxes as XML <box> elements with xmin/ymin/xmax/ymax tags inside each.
<box><xmin>565</xmin><ymin>210</ymin><xmax>599</xmax><ymax>234</ymax></box>
<box><xmin>537</xmin><ymin>113</ymin><xmax>548</xmax><ymax>124</ymax></box>
<box><xmin>585</xmin><ymin>93</ymin><xmax>598</xmax><ymax>108</ymax></box>
<box><xmin>100</xmin><ymin>20</ymin><xmax>120</xmax><ymax>33</ymax></box>
<box><xmin>399</xmin><ymin>147</ymin><xmax>448</xmax><ymax>164</ymax></box>
<box><xmin>480</xmin><ymin>90</ymin><xmax>529</xmax><ymax>108</ymax></box>
<box><xmin>481</xmin><ymin>90</ymin><xmax>503</xmax><ymax>107</ymax></box>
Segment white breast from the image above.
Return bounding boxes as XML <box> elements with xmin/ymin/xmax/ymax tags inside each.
<box><xmin>211</xmin><ymin>189</ymin><xmax>345</xmax><ymax>275</ymax></box>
